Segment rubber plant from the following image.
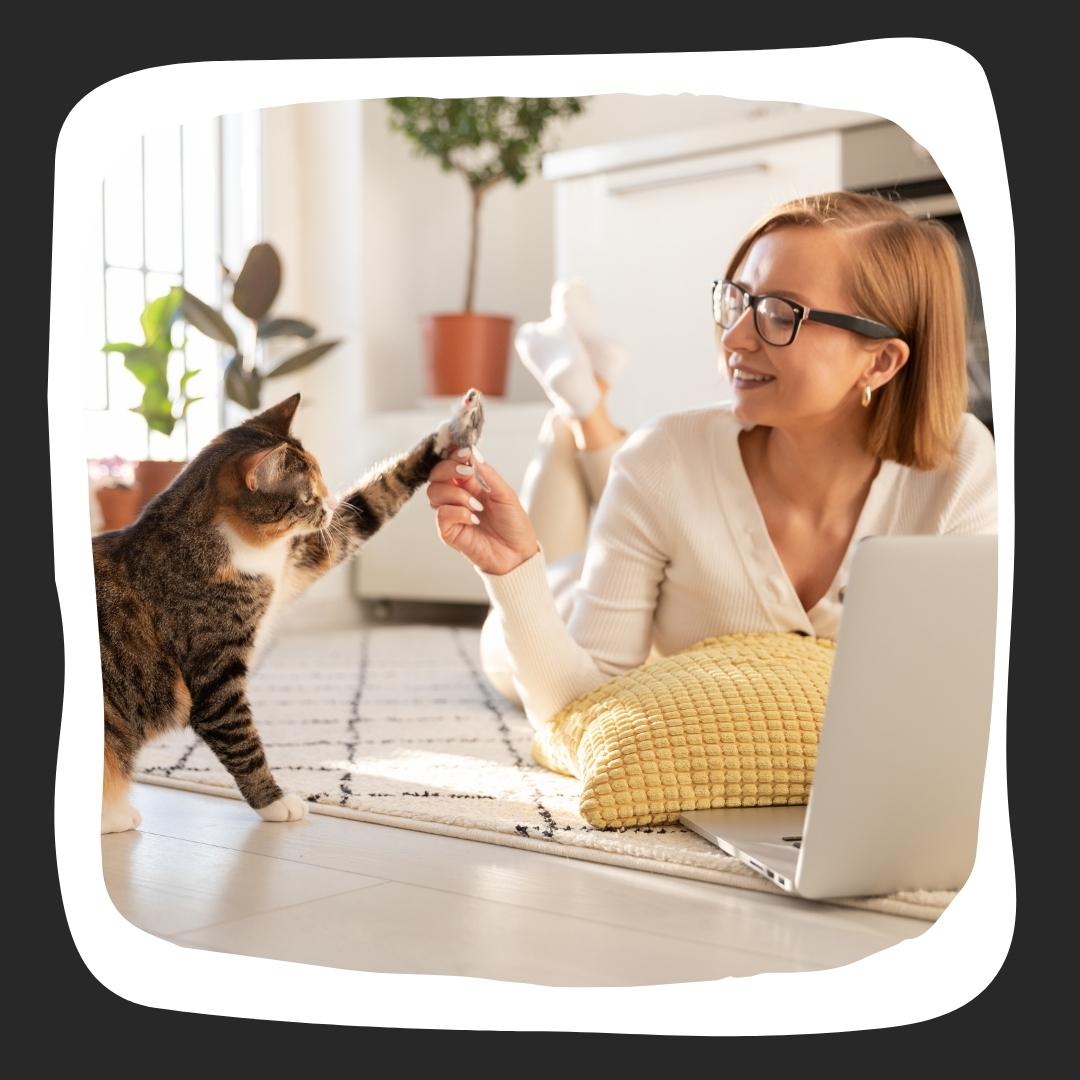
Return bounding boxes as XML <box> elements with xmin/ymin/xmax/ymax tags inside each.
<box><xmin>180</xmin><ymin>241</ymin><xmax>342</xmax><ymax>411</ymax></box>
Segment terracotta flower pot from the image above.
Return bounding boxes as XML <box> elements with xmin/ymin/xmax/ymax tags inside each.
<box><xmin>134</xmin><ymin>460</ymin><xmax>185</xmax><ymax>510</ymax></box>
<box><xmin>421</xmin><ymin>313</ymin><xmax>513</xmax><ymax>397</ymax></box>
<box><xmin>96</xmin><ymin>485</ymin><xmax>141</xmax><ymax>532</ymax></box>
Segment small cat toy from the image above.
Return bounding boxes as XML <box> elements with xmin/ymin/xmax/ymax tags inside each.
<box><xmin>440</xmin><ymin>387</ymin><xmax>491</xmax><ymax>492</ymax></box>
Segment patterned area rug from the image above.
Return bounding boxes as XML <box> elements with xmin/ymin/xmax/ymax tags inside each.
<box><xmin>136</xmin><ymin>626</ymin><xmax>952</xmax><ymax>921</ymax></box>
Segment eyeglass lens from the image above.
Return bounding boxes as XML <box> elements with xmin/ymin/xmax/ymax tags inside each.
<box><xmin>715</xmin><ymin>282</ymin><xmax>798</xmax><ymax>346</ymax></box>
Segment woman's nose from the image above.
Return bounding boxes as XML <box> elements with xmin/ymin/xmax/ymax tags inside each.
<box><xmin>720</xmin><ymin>307</ymin><xmax>759</xmax><ymax>352</ymax></box>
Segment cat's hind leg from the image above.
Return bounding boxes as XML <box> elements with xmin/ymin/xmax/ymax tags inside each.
<box><xmin>101</xmin><ymin>734</ymin><xmax>141</xmax><ymax>835</ymax></box>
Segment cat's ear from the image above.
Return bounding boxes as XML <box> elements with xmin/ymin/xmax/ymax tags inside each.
<box><xmin>252</xmin><ymin>393</ymin><xmax>301</xmax><ymax>436</ymax></box>
<box><xmin>243</xmin><ymin>443</ymin><xmax>289</xmax><ymax>492</ymax></box>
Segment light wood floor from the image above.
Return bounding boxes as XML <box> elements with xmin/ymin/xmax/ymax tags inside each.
<box><xmin>101</xmin><ymin>783</ymin><xmax>929</xmax><ymax>987</ymax></box>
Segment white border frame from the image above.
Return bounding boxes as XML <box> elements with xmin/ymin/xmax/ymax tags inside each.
<box><xmin>52</xmin><ymin>45</ymin><xmax>1014</xmax><ymax>1034</ymax></box>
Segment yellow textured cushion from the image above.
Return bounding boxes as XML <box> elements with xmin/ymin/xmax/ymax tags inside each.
<box><xmin>531</xmin><ymin>633</ymin><xmax>836</xmax><ymax>828</ymax></box>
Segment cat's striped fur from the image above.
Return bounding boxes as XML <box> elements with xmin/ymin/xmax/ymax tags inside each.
<box><xmin>94</xmin><ymin>392</ymin><xmax>483</xmax><ymax>833</ymax></box>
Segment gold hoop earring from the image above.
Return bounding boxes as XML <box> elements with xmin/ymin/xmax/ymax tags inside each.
<box><xmin>861</xmin><ymin>386</ymin><xmax>872</xmax><ymax>408</ymax></box>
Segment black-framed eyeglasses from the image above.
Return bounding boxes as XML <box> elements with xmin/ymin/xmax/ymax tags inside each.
<box><xmin>712</xmin><ymin>280</ymin><xmax>903</xmax><ymax>347</ymax></box>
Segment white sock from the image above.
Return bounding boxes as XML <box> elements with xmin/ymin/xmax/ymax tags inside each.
<box><xmin>514</xmin><ymin>317</ymin><xmax>600</xmax><ymax>420</ymax></box>
<box><xmin>551</xmin><ymin>278</ymin><xmax>629</xmax><ymax>387</ymax></box>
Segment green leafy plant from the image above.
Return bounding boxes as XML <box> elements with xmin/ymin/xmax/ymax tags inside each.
<box><xmin>181</xmin><ymin>241</ymin><xmax>342</xmax><ymax>411</ymax></box>
<box><xmin>386</xmin><ymin>97</ymin><xmax>587</xmax><ymax>312</ymax></box>
<box><xmin>102</xmin><ymin>287</ymin><xmax>201</xmax><ymax>437</ymax></box>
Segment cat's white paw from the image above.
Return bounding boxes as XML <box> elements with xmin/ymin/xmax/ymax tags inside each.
<box><xmin>434</xmin><ymin>419</ymin><xmax>454</xmax><ymax>456</ymax></box>
<box><xmin>257</xmin><ymin>793</ymin><xmax>309</xmax><ymax>823</ymax></box>
<box><xmin>101</xmin><ymin>801</ymin><xmax>141</xmax><ymax>835</ymax></box>
<box><xmin>435</xmin><ymin>390</ymin><xmax>485</xmax><ymax>457</ymax></box>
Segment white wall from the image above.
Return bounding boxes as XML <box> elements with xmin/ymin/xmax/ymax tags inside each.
<box><xmin>260</xmin><ymin>100</ymin><xmax>368</xmax><ymax>629</ymax></box>
<box><xmin>261</xmin><ymin>101</ymin><xmax>365</xmax><ymax>461</ymax></box>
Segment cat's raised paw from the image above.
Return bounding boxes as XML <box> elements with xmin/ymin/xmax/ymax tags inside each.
<box><xmin>257</xmin><ymin>793</ymin><xmax>309</xmax><ymax>823</ymax></box>
<box><xmin>101</xmin><ymin>801</ymin><xmax>141</xmax><ymax>835</ymax></box>
<box><xmin>435</xmin><ymin>388</ymin><xmax>485</xmax><ymax>457</ymax></box>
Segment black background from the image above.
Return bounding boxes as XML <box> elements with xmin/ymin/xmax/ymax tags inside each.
<box><xmin>19</xmin><ymin>26</ymin><xmax>1059</xmax><ymax>1064</ymax></box>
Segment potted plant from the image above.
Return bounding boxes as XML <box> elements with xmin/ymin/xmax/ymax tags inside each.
<box><xmin>180</xmin><ymin>241</ymin><xmax>342</xmax><ymax>411</ymax></box>
<box><xmin>88</xmin><ymin>456</ymin><xmax>138</xmax><ymax>532</ymax></box>
<box><xmin>386</xmin><ymin>96</ymin><xmax>587</xmax><ymax>397</ymax></box>
<box><xmin>101</xmin><ymin>286</ymin><xmax>202</xmax><ymax>518</ymax></box>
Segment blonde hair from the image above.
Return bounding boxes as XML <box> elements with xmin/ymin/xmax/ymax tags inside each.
<box><xmin>723</xmin><ymin>191</ymin><xmax>969</xmax><ymax>470</ymax></box>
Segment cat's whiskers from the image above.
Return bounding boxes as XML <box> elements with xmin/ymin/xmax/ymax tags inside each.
<box><xmin>317</xmin><ymin>521</ymin><xmax>338</xmax><ymax>546</ymax></box>
<box><xmin>331</xmin><ymin>502</ymin><xmax>368</xmax><ymax>539</ymax></box>
<box><xmin>334</xmin><ymin>501</ymin><xmax>364</xmax><ymax>522</ymax></box>
<box><xmin>330</xmin><ymin>509</ymin><xmax>354</xmax><ymax>534</ymax></box>
<box><xmin>322</xmin><ymin>514</ymin><xmax>353</xmax><ymax>554</ymax></box>
<box><xmin>324</xmin><ymin>524</ymin><xmax>344</xmax><ymax>552</ymax></box>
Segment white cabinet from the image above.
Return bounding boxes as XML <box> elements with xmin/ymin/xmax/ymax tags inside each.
<box><xmin>550</xmin><ymin>131</ymin><xmax>843</xmax><ymax>432</ymax></box>
<box><xmin>353</xmin><ymin>400</ymin><xmax>550</xmax><ymax>604</ymax></box>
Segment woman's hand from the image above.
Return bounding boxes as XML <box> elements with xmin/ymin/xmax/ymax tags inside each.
<box><xmin>426</xmin><ymin>450</ymin><xmax>540</xmax><ymax>575</ymax></box>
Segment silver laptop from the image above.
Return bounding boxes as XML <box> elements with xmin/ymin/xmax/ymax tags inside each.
<box><xmin>680</xmin><ymin>535</ymin><xmax>997</xmax><ymax>900</ymax></box>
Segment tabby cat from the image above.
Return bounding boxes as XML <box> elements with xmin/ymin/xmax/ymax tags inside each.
<box><xmin>95</xmin><ymin>390</ymin><xmax>484</xmax><ymax>833</ymax></box>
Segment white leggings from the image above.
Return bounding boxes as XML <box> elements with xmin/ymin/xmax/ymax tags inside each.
<box><xmin>479</xmin><ymin>408</ymin><xmax>628</xmax><ymax>704</ymax></box>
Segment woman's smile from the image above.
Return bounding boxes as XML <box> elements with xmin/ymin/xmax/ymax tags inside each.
<box><xmin>730</xmin><ymin>364</ymin><xmax>776</xmax><ymax>388</ymax></box>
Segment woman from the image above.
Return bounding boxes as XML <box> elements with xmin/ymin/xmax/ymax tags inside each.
<box><xmin>426</xmin><ymin>192</ymin><xmax>997</xmax><ymax>732</ymax></box>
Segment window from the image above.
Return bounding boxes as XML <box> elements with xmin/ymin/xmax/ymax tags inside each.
<box><xmin>85</xmin><ymin>112</ymin><xmax>262</xmax><ymax>464</ymax></box>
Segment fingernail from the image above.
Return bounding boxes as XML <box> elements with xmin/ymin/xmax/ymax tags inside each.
<box><xmin>455</xmin><ymin>448</ymin><xmax>470</xmax><ymax>460</ymax></box>
<box><xmin>472</xmin><ymin>446</ymin><xmax>486</xmax><ymax>465</ymax></box>
<box><xmin>455</xmin><ymin>464</ymin><xmax>474</xmax><ymax>476</ymax></box>
<box><xmin>469</xmin><ymin>513</ymin><xmax>480</xmax><ymax>525</ymax></box>
<box><xmin>468</xmin><ymin>496</ymin><xmax>483</xmax><ymax>511</ymax></box>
